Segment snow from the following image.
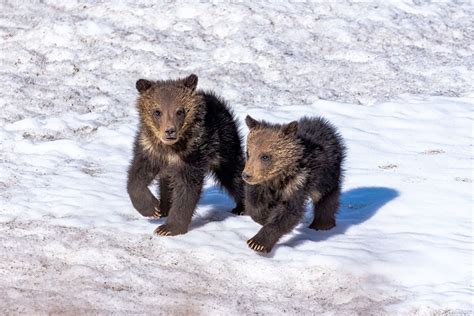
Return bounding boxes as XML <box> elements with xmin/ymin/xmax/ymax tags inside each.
<box><xmin>0</xmin><ymin>1</ymin><xmax>473</xmax><ymax>314</ymax></box>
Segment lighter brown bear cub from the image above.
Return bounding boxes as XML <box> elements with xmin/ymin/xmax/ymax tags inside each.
<box><xmin>127</xmin><ymin>74</ymin><xmax>245</xmax><ymax>236</ymax></box>
<box><xmin>243</xmin><ymin>115</ymin><xmax>346</xmax><ymax>253</ymax></box>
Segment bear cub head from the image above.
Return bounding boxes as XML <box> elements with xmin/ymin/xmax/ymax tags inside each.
<box><xmin>243</xmin><ymin>115</ymin><xmax>302</xmax><ymax>185</ymax></box>
<box><xmin>135</xmin><ymin>74</ymin><xmax>200</xmax><ymax>145</ymax></box>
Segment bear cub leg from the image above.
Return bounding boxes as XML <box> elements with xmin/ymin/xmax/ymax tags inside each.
<box><xmin>155</xmin><ymin>168</ymin><xmax>204</xmax><ymax>236</ymax></box>
<box><xmin>247</xmin><ymin>204</ymin><xmax>304</xmax><ymax>253</ymax></box>
<box><xmin>213</xmin><ymin>164</ymin><xmax>245</xmax><ymax>215</ymax></box>
<box><xmin>127</xmin><ymin>156</ymin><xmax>161</xmax><ymax>219</ymax></box>
<box><xmin>309</xmin><ymin>187</ymin><xmax>340</xmax><ymax>230</ymax></box>
<box><xmin>158</xmin><ymin>176</ymin><xmax>172</xmax><ymax>217</ymax></box>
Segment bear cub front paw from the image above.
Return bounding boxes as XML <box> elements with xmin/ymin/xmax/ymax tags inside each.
<box><xmin>247</xmin><ymin>236</ymin><xmax>272</xmax><ymax>254</ymax></box>
<box><xmin>154</xmin><ymin>224</ymin><xmax>187</xmax><ymax>237</ymax></box>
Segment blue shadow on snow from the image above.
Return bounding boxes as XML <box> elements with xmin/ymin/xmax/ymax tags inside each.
<box><xmin>147</xmin><ymin>185</ymin><xmax>399</xmax><ymax>246</ymax></box>
<box><xmin>281</xmin><ymin>186</ymin><xmax>399</xmax><ymax>248</ymax></box>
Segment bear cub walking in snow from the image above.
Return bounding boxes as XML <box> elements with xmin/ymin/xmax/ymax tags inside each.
<box><xmin>243</xmin><ymin>115</ymin><xmax>346</xmax><ymax>253</ymax></box>
<box><xmin>127</xmin><ymin>74</ymin><xmax>245</xmax><ymax>236</ymax></box>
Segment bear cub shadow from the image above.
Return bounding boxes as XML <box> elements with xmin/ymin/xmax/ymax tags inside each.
<box><xmin>280</xmin><ymin>186</ymin><xmax>399</xmax><ymax>250</ymax></box>
<box><xmin>147</xmin><ymin>186</ymin><xmax>398</xmax><ymax>253</ymax></box>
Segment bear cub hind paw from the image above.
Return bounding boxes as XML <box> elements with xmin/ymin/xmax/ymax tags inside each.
<box><xmin>309</xmin><ymin>218</ymin><xmax>336</xmax><ymax>231</ymax></box>
<box><xmin>231</xmin><ymin>203</ymin><xmax>245</xmax><ymax>216</ymax></box>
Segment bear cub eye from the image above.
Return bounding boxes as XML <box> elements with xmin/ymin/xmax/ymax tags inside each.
<box><xmin>176</xmin><ymin>109</ymin><xmax>184</xmax><ymax>116</ymax></box>
<box><xmin>154</xmin><ymin>110</ymin><xmax>161</xmax><ymax>117</ymax></box>
<box><xmin>260</xmin><ymin>154</ymin><xmax>271</xmax><ymax>162</ymax></box>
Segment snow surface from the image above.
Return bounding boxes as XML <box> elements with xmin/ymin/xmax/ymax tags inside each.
<box><xmin>0</xmin><ymin>1</ymin><xmax>473</xmax><ymax>315</ymax></box>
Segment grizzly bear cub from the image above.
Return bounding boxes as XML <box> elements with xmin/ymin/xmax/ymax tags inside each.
<box><xmin>127</xmin><ymin>74</ymin><xmax>245</xmax><ymax>236</ymax></box>
<box><xmin>243</xmin><ymin>115</ymin><xmax>346</xmax><ymax>253</ymax></box>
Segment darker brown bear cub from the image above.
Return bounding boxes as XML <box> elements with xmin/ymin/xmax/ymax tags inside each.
<box><xmin>243</xmin><ymin>115</ymin><xmax>346</xmax><ymax>253</ymax></box>
<box><xmin>127</xmin><ymin>74</ymin><xmax>245</xmax><ymax>236</ymax></box>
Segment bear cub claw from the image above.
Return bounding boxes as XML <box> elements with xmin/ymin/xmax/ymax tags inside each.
<box><xmin>154</xmin><ymin>224</ymin><xmax>186</xmax><ymax>237</ymax></box>
<box><xmin>247</xmin><ymin>237</ymin><xmax>270</xmax><ymax>253</ymax></box>
<box><xmin>154</xmin><ymin>226</ymin><xmax>171</xmax><ymax>236</ymax></box>
<box><xmin>147</xmin><ymin>206</ymin><xmax>163</xmax><ymax>219</ymax></box>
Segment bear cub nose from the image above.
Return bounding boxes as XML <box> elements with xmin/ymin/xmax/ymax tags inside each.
<box><xmin>165</xmin><ymin>127</ymin><xmax>176</xmax><ymax>137</ymax></box>
<box><xmin>242</xmin><ymin>172</ymin><xmax>252</xmax><ymax>180</ymax></box>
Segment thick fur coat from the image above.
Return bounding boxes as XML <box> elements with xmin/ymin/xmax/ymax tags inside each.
<box><xmin>127</xmin><ymin>74</ymin><xmax>245</xmax><ymax>236</ymax></box>
<box><xmin>243</xmin><ymin>115</ymin><xmax>346</xmax><ymax>253</ymax></box>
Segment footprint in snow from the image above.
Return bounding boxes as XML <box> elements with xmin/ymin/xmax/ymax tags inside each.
<box><xmin>378</xmin><ymin>164</ymin><xmax>398</xmax><ymax>170</ymax></box>
<box><xmin>420</xmin><ymin>149</ymin><xmax>445</xmax><ymax>155</ymax></box>
<box><xmin>454</xmin><ymin>177</ymin><xmax>472</xmax><ymax>183</ymax></box>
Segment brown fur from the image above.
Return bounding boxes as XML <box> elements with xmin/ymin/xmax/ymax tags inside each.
<box><xmin>138</xmin><ymin>78</ymin><xmax>201</xmax><ymax>146</ymax></box>
<box><xmin>243</xmin><ymin>115</ymin><xmax>346</xmax><ymax>253</ymax></box>
<box><xmin>244</xmin><ymin>124</ymin><xmax>302</xmax><ymax>185</ymax></box>
<box><xmin>127</xmin><ymin>75</ymin><xmax>245</xmax><ymax>236</ymax></box>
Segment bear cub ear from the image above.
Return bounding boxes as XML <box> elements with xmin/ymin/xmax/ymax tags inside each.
<box><xmin>245</xmin><ymin>115</ymin><xmax>261</xmax><ymax>129</ymax></box>
<box><xmin>281</xmin><ymin>121</ymin><xmax>298</xmax><ymax>136</ymax></box>
<box><xmin>183</xmin><ymin>74</ymin><xmax>198</xmax><ymax>91</ymax></box>
<box><xmin>136</xmin><ymin>79</ymin><xmax>154</xmax><ymax>93</ymax></box>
